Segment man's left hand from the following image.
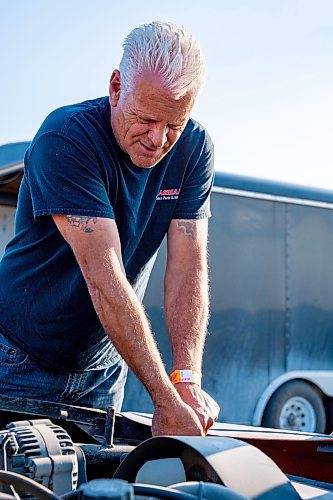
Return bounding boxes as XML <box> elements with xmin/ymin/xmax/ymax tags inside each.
<box><xmin>175</xmin><ymin>383</ymin><xmax>220</xmax><ymax>434</ymax></box>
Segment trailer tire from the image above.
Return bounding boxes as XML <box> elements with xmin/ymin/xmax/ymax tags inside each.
<box><xmin>262</xmin><ymin>380</ymin><xmax>326</xmax><ymax>433</ymax></box>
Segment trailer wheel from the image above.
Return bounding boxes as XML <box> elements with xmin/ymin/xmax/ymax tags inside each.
<box><xmin>262</xmin><ymin>380</ymin><xmax>326</xmax><ymax>433</ymax></box>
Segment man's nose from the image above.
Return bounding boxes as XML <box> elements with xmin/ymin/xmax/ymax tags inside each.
<box><xmin>147</xmin><ymin>124</ymin><xmax>168</xmax><ymax>148</ymax></box>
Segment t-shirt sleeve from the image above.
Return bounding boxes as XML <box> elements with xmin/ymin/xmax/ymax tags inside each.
<box><xmin>25</xmin><ymin>132</ymin><xmax>115</xmax><ymax>220</ymax></box>
<box><xmin>172</xmin><ymin>130</ymin><xmax>214</xmax><ymax>220</ymax></box>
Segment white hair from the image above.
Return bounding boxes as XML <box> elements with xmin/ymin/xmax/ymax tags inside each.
<box><xmin>119</xmin><ymin>21</ymin><xmax>206</xmax><ymax>98</ymax></box>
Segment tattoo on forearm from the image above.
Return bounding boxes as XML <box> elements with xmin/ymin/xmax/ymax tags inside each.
<box><xmin>65</xmin><ymin>215</ymin><xmax>98</xmax><ymax>233</ymax></box>
<box><xmin>176</xmin><ymin>220</ymin><xmax>198</xmax><ymax>240</ymax></box>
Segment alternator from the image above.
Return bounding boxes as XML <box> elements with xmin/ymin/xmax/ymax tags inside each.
<box><xmin>0</xmin><ymin>418</ymin><xmax>78</xmax><ymax>496</ymax></box>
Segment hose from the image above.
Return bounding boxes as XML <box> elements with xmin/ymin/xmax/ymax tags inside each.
<box><xmin>0</xmin><ymin>471</ymin><xmax>60</xmax><ymax>500</ymax></box>
<box><xmin>133</xmin><ymin>483</ymin><xmax>198</xmax><ymax>499</ymax></box>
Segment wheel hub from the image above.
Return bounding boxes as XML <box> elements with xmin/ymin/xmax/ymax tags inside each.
<box><xmin>279</xmin><ymin>396</ymin><xmax>317</xmax><ymax>431</ymax></box>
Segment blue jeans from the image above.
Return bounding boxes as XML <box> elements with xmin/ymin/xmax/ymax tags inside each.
<box><xmin>0</xmin><ymin>331</ymin><xmax>128</xmax><ymax>411</ymax></box>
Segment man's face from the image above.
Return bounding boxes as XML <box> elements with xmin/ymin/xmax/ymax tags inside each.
<box><xmin>109</xmin><ymin>71</ymin><xmax>195</xmax><ymax>168</ymax></box>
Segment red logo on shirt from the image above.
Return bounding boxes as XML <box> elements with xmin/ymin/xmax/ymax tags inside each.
<box><xmin>157</xmin><ymin>188</ymin><xmax>181</xmax><ymax>201</ymax></box>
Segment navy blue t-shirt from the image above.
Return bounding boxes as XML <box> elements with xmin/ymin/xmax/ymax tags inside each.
<box><xmin>0</xmin><ymin>97</ymin><xmax>214</xmax><ymax>371</ymax></box>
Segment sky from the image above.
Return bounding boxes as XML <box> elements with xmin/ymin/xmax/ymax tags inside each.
<box><xmin>1</xmin><ymin>0</ymin><xmax>332</xmax><ymax>189</ymax></box>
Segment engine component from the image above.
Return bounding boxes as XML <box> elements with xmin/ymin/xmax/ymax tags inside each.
<box><xmin>114</xmin><ymin>435</ymin><xmax>302</xmax><ymax>499</ymax></box>
<box><xmin>171</xmin><ymin>481</ymin><xmax>249</xmax><ymax>499</ymax></box>
<box><xmin>0</xmin><ymin>419</ymin><xmax>78</xmax><ymax>496</ymax></box>
<box><xmin>71</xmin><ymin>478</ymin><xmax>249</xmax><ymax>500</ymax></box>
<box><xmin>75</xmin><ymin>479</ymin><xmax>134</xmax><ymax>500</ymax></box>
<box><xmin>0</xmin><ymin>417</ymin><xmax>333</xmax><ymax>499</ymax></box>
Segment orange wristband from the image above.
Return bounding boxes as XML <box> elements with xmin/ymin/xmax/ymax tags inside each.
<box><xmin>170</xmin><ymin>369</ymin><xmax>201</xmax><ymax>386</ymax></box>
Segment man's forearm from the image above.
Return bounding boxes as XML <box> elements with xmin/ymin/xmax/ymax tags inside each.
<box><xmin>164</xmin><ymin>238</ymin><xmax>219</xmax><ymax>432</ymax></box>
<box><xmin>85</xmin><ymin>252</ymin><xmax>177</xmax><ymax>406</ymax></box>
<box><xmin>164</xmin><ymin>264</ymin><xmax>209</xmax><ymax>373</ymax></box>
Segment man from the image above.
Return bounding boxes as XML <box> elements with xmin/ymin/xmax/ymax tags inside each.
<box><xmin>0</xmin><ymin>21</ymin><xmax>219</xmax><ymax>435</ymax></box>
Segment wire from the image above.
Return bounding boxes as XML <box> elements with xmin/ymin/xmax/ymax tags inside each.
<box><xmin>0</xmin><ymin>471</ymin><xmax>60</xmax><ymax>500</ymax></box>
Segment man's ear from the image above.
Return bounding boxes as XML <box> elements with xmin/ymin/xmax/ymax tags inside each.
<box><xmin>109</xmin><ymin>70</ymin><xmax>121</xmax><ymax>107</ymax></box>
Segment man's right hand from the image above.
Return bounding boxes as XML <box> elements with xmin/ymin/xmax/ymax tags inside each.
<box><xmin>152</xmin><ymin>398</ymin><xmax>205</xmax><ymax>436</ymax></box>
